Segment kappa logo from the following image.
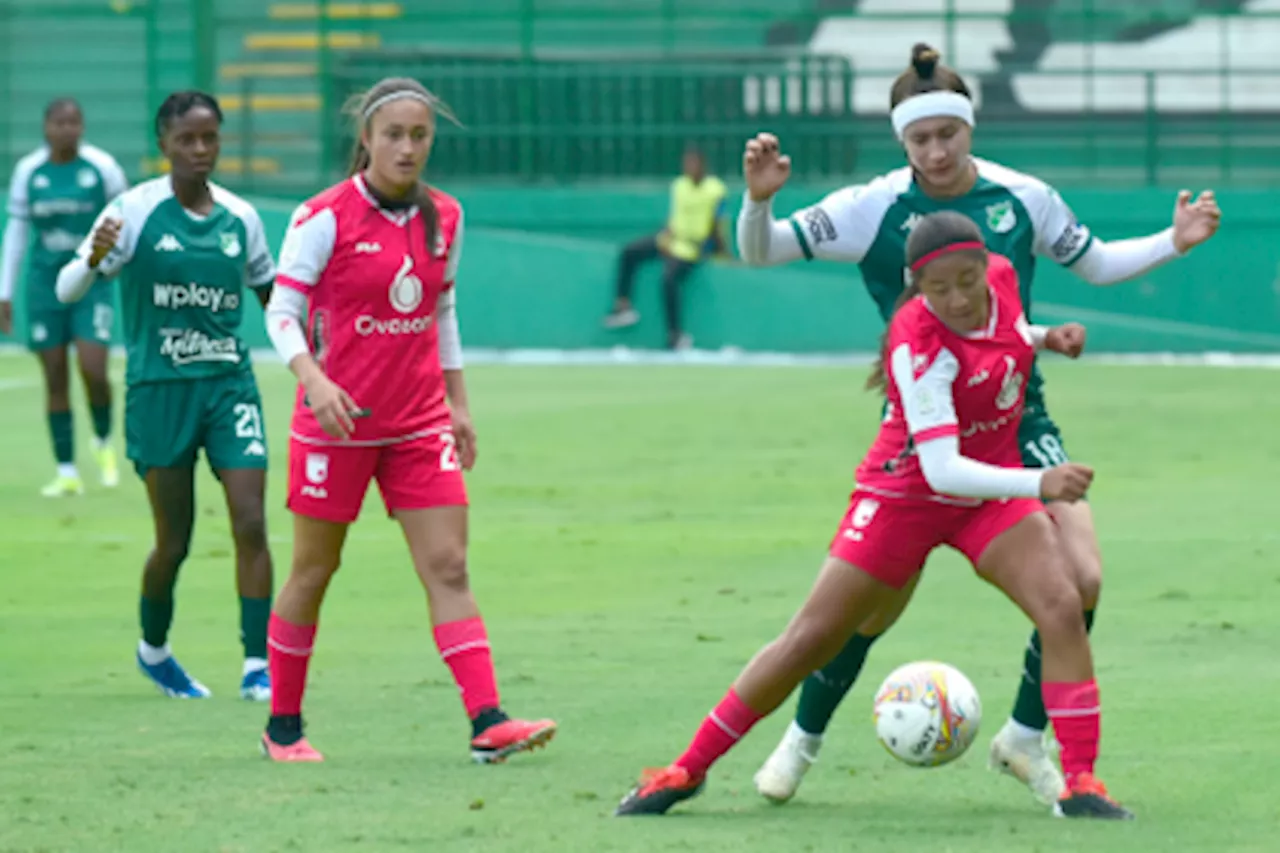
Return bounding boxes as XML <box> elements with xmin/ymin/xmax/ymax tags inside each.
<box><xmin>155</xmin><ymin>234</ymin><xmax>184</xmax><ymax>253</ymax></box>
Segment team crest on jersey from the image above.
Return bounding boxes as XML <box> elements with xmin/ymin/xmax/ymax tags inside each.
<box><xmin>986</xmin><ymin>201</ymin><xmax>1017</xmax><ymax>234</ymax></box>
<box><xmin>77</xmin><ymin>168</ymin><xmax>98</xmax><ymax>189</ymax></box>
<box><xmin>995</xmin><ymin>355</ymin><xmax>1024</xmax><ymax>410</ymax></box>
<box><xmin>220</xmin><ymin>233</ymin><xmax>242</xmax><ymax>258</ymax></box>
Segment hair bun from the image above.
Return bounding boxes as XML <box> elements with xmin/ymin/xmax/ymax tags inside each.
<box><xmin>911</xmin><ymin>43</ymin><xmax>940</xmax><ymax>79</ymax></box>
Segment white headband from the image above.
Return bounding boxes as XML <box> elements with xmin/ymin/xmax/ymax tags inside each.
<box><xmin>891</xmin><ymin>91</ymin><xmax>975</xmax><ymax>140</ymax></box>
<box><xmin>363</xmin><ymin>90</ymin><xmax>433</xmax><ymax>120</ymax></box>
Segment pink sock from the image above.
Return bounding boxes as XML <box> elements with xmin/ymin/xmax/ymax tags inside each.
<box><xmin>268</xmin><ymin>613</ymin><xmax>316</xmax><ymax>717</ymax></box>
<box><xmin>674</xmin><ymin>688</ymin><xmax>764</xmax><ymax>779</ymax></box>
<box><xmin>434</xmin><ymin>617</ymin><xmax>500</xmax><ymax>719</ymax></box>
<box><xmin>1043</xmin><ymin>679</ymin><xmax>1101</xmax><ymax>787</ymax></box>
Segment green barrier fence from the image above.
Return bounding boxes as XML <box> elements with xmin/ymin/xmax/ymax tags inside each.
<box><xmin>3</xmin><ymin>185</ymin><xmax>1277</xmax><ymax>355</ymax></box>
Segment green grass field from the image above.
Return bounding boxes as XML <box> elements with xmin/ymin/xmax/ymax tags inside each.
<box><xmin>0</xmin><ymin>356</ymin><xmax>1277</xmax><ymax>853</ymax></box>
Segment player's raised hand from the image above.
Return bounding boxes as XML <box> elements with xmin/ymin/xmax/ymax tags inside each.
<box><xmin>1040</xmin><ymin>463</ymin><xmax>1094</xmax><ymax>503</ymax></box>
<box><xmin>1172</xmin><ymin>189</ymin><xmax>1221</xmax><ymax>253</ymax></box>
<box><xmin>305</xmin><ymin>374</ymin><xmax>362</xmax><ymax>440</ymax></box>
<box><xmin>87</xmin><ymin>217</ymin><xmax>123</xmax><ymax>268</ymax></box>
<box><xmin>743</xmin><ymin>133</ymin><xmax>792</xmax><ymax>202</ymax></box>
<box><xmin>1044</xmin><ymin>322</ymin><xmax>1087</xmax><ymax>359</ymax></box>
<box><xmin>0</xmin><ymin>301</ymin><xmax>12</xmax><ymax>336</ymax></box>
<box><xmin>451</xmin><ymin>408</ymin><xmax>478</xmax><ymax>471</ymax></box>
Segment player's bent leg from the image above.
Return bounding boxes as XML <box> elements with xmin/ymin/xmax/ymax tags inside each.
<box><xmin>395</xmin><ymin>502</ymin><xmax>556</xmax><ymax>764</ymax></box>
<box><xmin>756</xmin><ymin>575</ymin><xmax>917</xmax><ymax>803</ymax></box>
<box><xmin>137</xmin><ymin>465</ymin><xmax>209</xmax><ymax>698</ymax></box>
<box><xmin>968</xmin><ymin>507</ymin><xmax>1131</xmax><ymax>820</ymax></box>
<box><xmin>74</xmin><ymin>338</ymin><xmax>117</xmax><ymax>488</ymax></box>
<box><xmin>218</xmin><ymin>467</ymin><xmax>274</xmax><ymax>702</ymax></box>
<box><xmin>616</xmin><ymin>555</ymin><xmax>904</xmax><ymax>816</ymax></box>
<box><xmin>263</xmin><ymin>512</ymin><xmax>349</xmax><ymax>763</ymax></box>
<box><xmin>35</xmin><ymin>345</ymin><xmax>82</xmax><ymax>497</ymax></box>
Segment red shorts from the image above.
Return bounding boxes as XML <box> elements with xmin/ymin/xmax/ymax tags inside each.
<box><xmin>828</xmin><ymin>490</ymin><xmax>1045</xmax><ymax>589</ymax></box>
<box><xmin>286</xmin><ymin>431</ymin><xmax>469</xmax><ymax>524</ymax></box>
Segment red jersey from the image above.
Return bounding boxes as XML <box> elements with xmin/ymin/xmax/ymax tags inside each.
<box><xmin>856</xmin><ymin>254</ymin><xmax>1035</xmax><ymax>504</ymax></box>
<box><xmin>276</xmin><ymin>175</ymin><xmax>463</xmax><ymax>445</ymax></box>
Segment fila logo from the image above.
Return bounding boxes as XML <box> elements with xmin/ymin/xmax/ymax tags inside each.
<box><xmin>154</xmin><ymin>234</ymin><xmax>184</xmax><ymax>252</ymax></box>
<box><xmin>302</xmin><ymin>452</ymin><xmax>329</xmax><ymax>499</ymax></box>
<box><xmin>967</xmin><ymin>369</ymin><xmax>990</xmax><ymax>388</ymax></box>
<box><xmin>355</xmin><ymin>241</ymin><xmax>382</xmax><ymax>254</ymax></box>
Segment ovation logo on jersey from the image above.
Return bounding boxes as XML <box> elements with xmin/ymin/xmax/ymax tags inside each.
<box><xmin>153</xmin><ymin>283</ymin><xmax>240</xmax><ymax>312</ymax></box>
<box><xmin>354</xmin><ymin>314</ymin><xmax>435</xmax><ymax>337</ymax></box>
<box><xmin>158</xmin><ymin>328</ymin><xmax>241</xmax><ymax>365</ymax></box>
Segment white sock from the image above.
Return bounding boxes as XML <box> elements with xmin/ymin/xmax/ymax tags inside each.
<box><xmin>243</xmin><ymin>657</ymin><xmax>267</xmax><ymax>676</ymax></box>
<box><xmin>138</xmin><ymin>640</ymin><xmax>171</xmax><ymax>666</ymax></box>
<box><xmin>57</xmin><ymin>463</ymin><xmax>78</xmax><ymax>479</ymax></box>
<box><xmin>1004</xmin><ymin>718</ymin><xmax>1046</xmax><ymax>749</ymax></box>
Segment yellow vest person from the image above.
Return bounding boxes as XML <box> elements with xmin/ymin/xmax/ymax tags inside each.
<box><xmin>603</xmin><ymin>148</ymin><xmax>728</xmax><ymax>350</ymax></box>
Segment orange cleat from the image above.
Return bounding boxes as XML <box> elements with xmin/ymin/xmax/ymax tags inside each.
<box><xmin>1053</xmin><ymin>773</ymin><xmax>1134</xmax><ymax>820</ymax></box>
<box><xmin>261</xmin><ymin>733</ymin><xmax>325</xmax><ymax>763</ymax></box>
<box><xmin>615</xmin><ymin>765</ymin><xmax>706</xmax><ymax>816</ymax></box>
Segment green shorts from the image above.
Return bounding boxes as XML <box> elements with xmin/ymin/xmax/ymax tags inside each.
<box><xmin>25</xmin><ymin>273</ymin><xmax>115</xmax><ymax>352</ymax></box>
<box><xmin>1017</xmin><ymin>400</ymin><xmax>1071</xmax><ymax>469</ymax></box>
<box><xmin>125</xmin><ymin>371</ymin><xmax>269</xmax><ymax>478</ymax></box>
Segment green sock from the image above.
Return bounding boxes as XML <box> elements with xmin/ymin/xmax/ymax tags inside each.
<box><xmin>794</xmin><ymin>632</ymin><xmax>881</xmax><ymax>735</ymax></box>
<box><xmin>140</xmin><ymin>596</ymin><xmax>175</xmax><ymax>649</ymax></box>
<box><xmin>90</xmin><ymin>403</ymin><xmax>112</xmax><ymax>443</ymax></box>
<box><xmin>1010</xmin><ymin>609</ymin><xmax>1097</xmax><ymax>730</ymax></box>
<box><xmin>239</xmin><ymin>597</ymin><xmax>271</xmax><ymax>659</ymax></box>
<box><xmin>48</xmin><ymin>410</ymin><xmax>74</xmax><ymax>465</ymax></box>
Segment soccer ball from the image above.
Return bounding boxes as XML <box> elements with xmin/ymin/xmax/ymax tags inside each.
<box><xmin>873</xmin><ymin>661</ymin><xmax>982</xmax><ymax>768</ymax></box>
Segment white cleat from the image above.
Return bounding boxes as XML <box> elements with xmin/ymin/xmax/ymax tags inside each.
<box><xmin>754</xmin><ymin>721</ymin><xmax>823</xmax><ymax>804</ymax></box>
<box><xmin>988</xmin><ymin>720</ymin><xmax>1066</xmax><ymax>805</ymax></box>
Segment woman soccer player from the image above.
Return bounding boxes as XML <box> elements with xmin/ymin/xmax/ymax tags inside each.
<box><xmin>741</xmin><ymin>44</ymin><xmax>1221</xmax><ymax>806</ymax></box>
<box><xmin>0</xmin><ymin>98</ymin><xmax>127</xmax><ymax>496</ymax></box>
<box><xmin>56</xmin><ymin>91</ymin><xmax>276</xmax><ymax>702</ymax></box>
<box><xmin>259</xmin><ymin>76</ymin><xmax>556</xmax><ymax>763</ymax></box>
<box><xmin>617</xmin><ymin>211</ymin><xmax>1131</xmax><ymax>820</ymax></box>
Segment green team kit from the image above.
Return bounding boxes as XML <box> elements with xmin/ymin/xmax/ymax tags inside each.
<box><xmin>7</xmin><ymin>144</ymin><xmax>128</xmax><ymax>349</ymax></box>
<box><xmin>78</xmin><ymin>177</ymin><xmax>277</xmax><ymax>476</ymax></box>
<box><xmin>789</xmin><ymin>158</ymin><xmax>1093</xmax><ymax>469</ymax></box>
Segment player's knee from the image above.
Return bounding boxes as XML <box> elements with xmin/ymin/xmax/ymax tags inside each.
<box><xmin>1030</xmin><ymin>563</ymin><xmax>1086</xmax><ymax>644</ymax></box>
<box><xmin>231</xmin><ymin>511</ymin><xmax>269</xmax><ymax>554</ymax></box>
<box><xmin>152</xmin><ymin>540</ymin><xmax>190</xmax><ymax>572</ymax></box>
<box><xmin>778</xmin><ymin>618</ymin><xmax>844</xmax><ymax>676</ymax></box>
<box><xmin>422</xmin><ymin>544</ymin><xmax>469</xmax><ymax>594</ymax></box>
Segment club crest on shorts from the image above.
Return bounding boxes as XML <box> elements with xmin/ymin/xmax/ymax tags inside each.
<box><xmin>305</xmin><ymin>452</ymin><xmax>329</xmax><ymax>484</ymax></box>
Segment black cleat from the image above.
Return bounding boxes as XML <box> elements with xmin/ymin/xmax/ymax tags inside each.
<box><xmin>1053</xmin><ymin>774</ymin><xmax>1135</xmax><ymax>820</ymax></box>
<box><xmin>615</xmin><ymin>765</ymin><xmax>706</xmax><ymax>816</ymax></box>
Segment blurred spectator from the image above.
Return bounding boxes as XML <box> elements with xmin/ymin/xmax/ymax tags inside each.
<box><xmin>603</xmin><ymin>146</ymin><xmax>728</xmax><ymax>350</ymax></box>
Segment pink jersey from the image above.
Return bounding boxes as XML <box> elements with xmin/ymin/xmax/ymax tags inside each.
<box><xmin>276</xmin><ymin>175</ymin><xmax>463</xmax><ymax>445</ymax></box>
<box><xmin>856</xmin><ymin>254</ymin><xmax>1035</xmax><ymax>504</ymax></box>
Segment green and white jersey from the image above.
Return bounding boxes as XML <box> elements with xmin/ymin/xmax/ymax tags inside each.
<box><xmin>789</xmin><ymin>158</ymin><xmax>1093</xmax><ymax>403</ymax></box>
<box><xmin>77</xmin><ymin>177</ymin><xmax>276</xmax><ymax>386</ymax></box>
<box><xmin>8</xmin><ymin>143</ymin><xmax>128</xmax><ymax>272</ymax></box>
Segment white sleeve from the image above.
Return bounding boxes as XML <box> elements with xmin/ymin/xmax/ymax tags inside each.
<box><xmin>1065</xmin><ymin>230</ymin><xmax>1181</xmax><ymax>286</ymax></box>
<box><xmin>243</xmin><ymin>207</ymin><xmax>277</xmax><ymax>289</ymax></box>
<box><xmin>276</xmin><ymin>205</ymin><xmax>336</xmax><ymax>289</ymax></box>
<box><xmin>56</xmin><ymin>257</ymin><xmax>97</xmax><ymax>303</ymax></box>
<box><xmin>74</xmin><ymin>196</ymin><xmax>135</xmax><ymax>278</ymax></box>
<box><xmin>264</xmin><ymin>285</ymin><xmax>311</xmax><ymax>367</ymax></box>
<box><xmin>436</xmin><ymin>288</ymin><xmax>463</xmax><ymax>370</ymax></box>
<box><xmin>1030</xmin><ymin>183</ymin><xmax>1094</xmax><ymax>267</ymax></box>
<box><xmin>1029</xmin><ymin>324</ymin><xmax>1049</xmax><ymax>350</ymax></box>
<box><xmin>889</xmin><ymin>343</ymin><xmax>1045</xmax><ymax>500</ymax></box>
<box><xmin>738</xmin><ymin>184</ymin><xmax>881</xmax><ymax>267</ymax></box>
<box><xmin>0</xmin><ymin>218</ymin><xmax>29</xmax><ymax>301</ymax></box>
<box><xmin>102</xmin><ymin>156</ymin><xmax>129</xmax><ymax>201</ymax></box>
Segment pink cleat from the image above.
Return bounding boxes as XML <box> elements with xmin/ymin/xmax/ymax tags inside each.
<box><xmin>261</xmin><ymin>733</ymin><xmax>325</xmax><ymax>762</ymax></box>
<box><xmin>470</xmin><ymin>717</ymin><xmax>557</xmax><ymax>764</ymax></box>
